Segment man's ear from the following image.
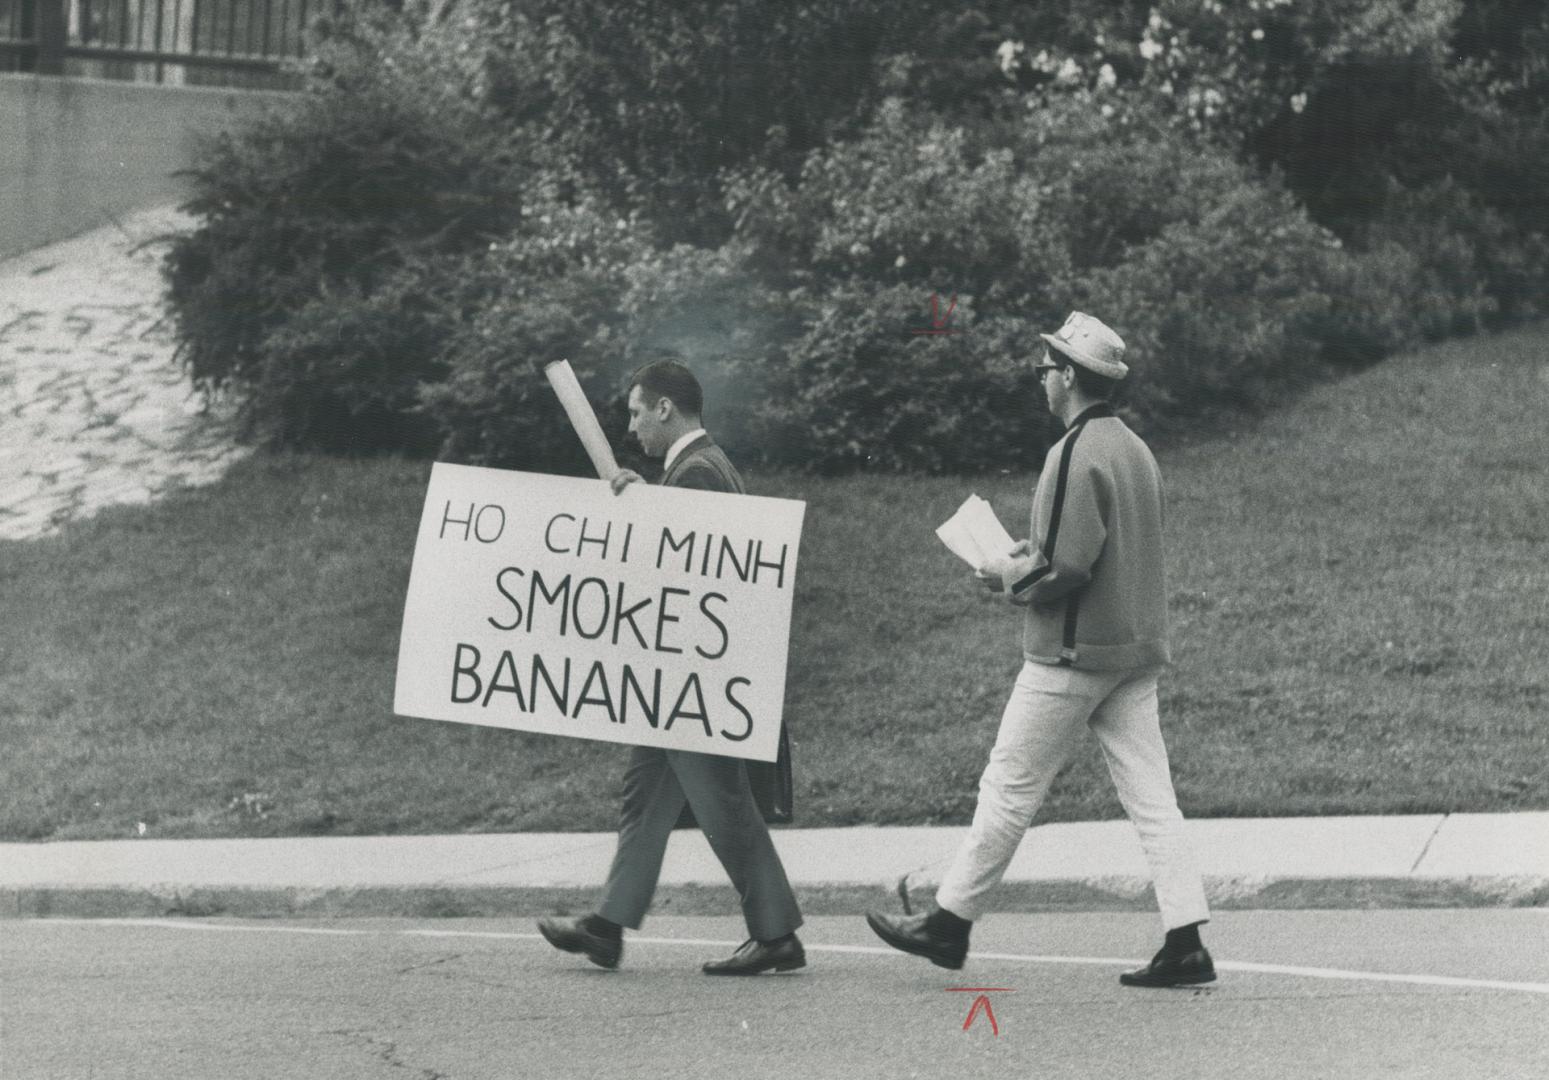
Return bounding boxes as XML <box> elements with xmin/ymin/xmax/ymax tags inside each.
<box><xmin>656</xmin><ymin>396</ymin><xmax>676</xmax><ymax>421</ymax></box>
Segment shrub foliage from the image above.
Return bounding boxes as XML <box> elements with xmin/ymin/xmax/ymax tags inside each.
<box><xmin>164</xmin><ymin>0</ymin><xmax>1549</xmax><ymax>472</ymax></box>
<box><xmin>165</xmin><ymin>6</ymin><xmax>525</xmax><ymax>451</ymax></box>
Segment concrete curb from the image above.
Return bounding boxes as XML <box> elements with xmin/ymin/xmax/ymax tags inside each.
<box><xmin>7</xmin><ymin>876</ymin><xmax>1547</xmax><ymax>921</ymax></box>
<box><xmin>4</xmin><ymin>815</ymin><xmax>1544</xmax><ymax>920</ymax></box>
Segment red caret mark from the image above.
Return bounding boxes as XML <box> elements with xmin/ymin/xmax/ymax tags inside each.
<box><xmin>945</xmin><ymin>987</ymin><xmax>1014</xmax><ymax>1036</ymax></box>
<box><xmin>910</xmin><ymin>292</ymin><xmax>961</xmax><ymax>335</ymax></box>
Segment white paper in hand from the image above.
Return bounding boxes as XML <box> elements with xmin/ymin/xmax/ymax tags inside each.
<box><xmin>936</xmin><ymin>494</ymin><xmax>1016</xmax><ymax>572</ymax></box>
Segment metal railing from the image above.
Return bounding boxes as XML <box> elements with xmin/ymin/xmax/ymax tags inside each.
<box><xmin>1</xmin><ymin>0</ymin><xmax>307</xmax><ymax>87</ymax></box>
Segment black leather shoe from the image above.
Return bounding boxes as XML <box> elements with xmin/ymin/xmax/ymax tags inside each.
<box><xmin>1119</xmin><ymin>946</ymin><xmax>1216</xmax><ymax>988</ymax></box>
<box><xmin>537</xmin><ymin>915</ymin><xmax>622</xmax><ymax>970</ymax></box>
<box><xmin>865</xmin><ymin>911</ymin><xmax>969</xmax><ymax>970</ymax></box>
<box><xmin>702</xmin><ymin>935</ymin><xmax>806</xmax><ymax>975</ymax></box>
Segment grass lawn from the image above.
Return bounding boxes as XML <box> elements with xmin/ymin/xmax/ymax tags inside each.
<box><xmin>2</xmin><ymin>326</ymin><xmax>1546</xmax><ymax>840</ymax></box>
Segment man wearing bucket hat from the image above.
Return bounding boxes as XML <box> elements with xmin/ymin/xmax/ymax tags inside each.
<box><xmin>867</xmin><ymin>312</ymin><xmax>1215</xmax><ymax>988</ymax></box>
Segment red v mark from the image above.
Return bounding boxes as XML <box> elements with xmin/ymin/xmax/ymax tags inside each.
<box><xmin>962</xmin><ymin>994</ymin><xmax>999</xmax><ymax>1036</ymax></box>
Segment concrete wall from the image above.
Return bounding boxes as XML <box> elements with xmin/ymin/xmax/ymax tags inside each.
<box><xmin>0</xmin><ymin>74</ymin><xmax>290</xmax><ymax>260</ymax></box>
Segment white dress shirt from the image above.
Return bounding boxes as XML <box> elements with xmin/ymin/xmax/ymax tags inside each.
<box><xmin>662</xmin><ymin>428</ymin><xmax>708</xmax><ymax>474</ymax></box>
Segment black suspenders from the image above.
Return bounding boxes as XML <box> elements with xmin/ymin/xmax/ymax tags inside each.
<box><xmin>1014</xmin><ymin>405</ymin><xmax>1112</xmax><ymax>665</ymax></box>
<box><xmin>1048</xmin><ymin>421</ymin><xmax>1092</xmax><ymax>665</ymax></box>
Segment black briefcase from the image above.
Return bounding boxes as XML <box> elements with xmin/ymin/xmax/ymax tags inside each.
<box><xmin>675</xmin><ymin>723</ymin><xmax>794</xmax><ymax>827</ymax></box>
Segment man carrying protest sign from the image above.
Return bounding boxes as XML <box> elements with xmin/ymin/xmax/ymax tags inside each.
<box><xmin>866</xmin><ymin>313</ymin><xmax>1215</xmax><ymax>987</ymax></box>
<box><xmin>538</xmin><ymin>359</ymin><xmax>806</xmax><ymax>976</ymax></box>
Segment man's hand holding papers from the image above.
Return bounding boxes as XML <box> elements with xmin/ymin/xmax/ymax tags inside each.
<box><xmin>979</xmin><ymin>539</ymin><xmax>1034</xmax><ymax>592</ymax></box>
<box><xmin>936</xmin><ymin>495</ymin><xmax>1038</xmax><ymax>596</ymax></box>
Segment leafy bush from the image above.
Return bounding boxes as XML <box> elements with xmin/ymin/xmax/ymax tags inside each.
<box><xmin>722</xmin><ymin>102</ymin><xmax>1066</xmax><ymax>471</ymax></box>
<box><xmin>718</xmin><ymin>95</ymin><xmax>1350</xmax><ymax>466</ymax></box>
<box><xmin>1317</xmin><ymin>241</ymin><xmax>1428</xmax><ymax>366</ymax></box>
<box><xmin>161</xmin><ymin>0</ymin><xmax>1549</xmax><ymax>473</ymax></box>
<box><xmin>760</xmin><ymin>286</ymin><xmax>1048</xmax><ymax>474</ymax></box>
<box><xmin>236</xmin><ymin>258</ymin><xmax>455</xmax><ymax>452</ymax></box>
<box><xmin>1080</xmin><ymin>182</ymin><xmax>1340</xmax><ymax>422</ymax></box>
<box><xmin>1306</xmin><ymin>176</ymin><xmax>1549</xmax><ymax>366</ymax></box>
<box><xmin>411</xmin><ymin>191</ymin><xmax>651</xmax><ymax>474</ymax></box>
<box><xmin>979</xmin><ymin>1</ymin><xmax>1549</xmax><ymax>320</ymax></box>
<box><xmin>164</xmin><ymin>4</ymin><xmax>525</xmax><ymax>451</ymax></box>
<box><xmin>417</xmin><ymin>200</ymin><xmax>783</xmax><ymax>475</ymax></box>
<box><xmin>1032</xmin><ymin>99</ymin><xmax>1352</xmax><ymax>425</ymax></box>
<box><xmin>1374</xmin><ymin>179</ymin><xmax>1549</xmax><ymax>337</ymax></box>
<box><xmin>430</xmin><ymin>0</ymin><xmax>934</xmax><ymax>247</ymax></box>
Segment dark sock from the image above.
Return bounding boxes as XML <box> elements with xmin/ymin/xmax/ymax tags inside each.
<box><xmin>583</xmin><ymin>914</ymin><xmax>623</xmax><ymax>939</ymax></box>
<box><xmin>926</xmin><ymin>906</ymin><xmax>973</xmax><ymax>939</ymax></box>
<box><xmin>1163</xmin><ymin>921</ymin><xmax>1204</xmax><ymax>955</ymax></box>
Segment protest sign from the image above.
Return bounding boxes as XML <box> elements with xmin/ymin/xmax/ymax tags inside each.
<box><xmin>394</xmin><ymin>463</ymin><xmax>805</xmax><ymax>763</ymax></box>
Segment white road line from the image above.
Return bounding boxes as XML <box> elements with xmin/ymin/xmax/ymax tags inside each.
<box><xmin>104</xmin><ymin>919</ymin><xmax>367</xmax><ymax>936</ymax></box>
<box><xmin>1206</xmin><ymin>960</ymin><xmax>1549</xmax><ymax>995</ymax></box>
<box><xmin>32</xmin><ymin>918</ymin><xmax>1549</xmax><ymax>996</ymax></box>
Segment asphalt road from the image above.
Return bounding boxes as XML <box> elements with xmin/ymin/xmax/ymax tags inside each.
<box><xmin>4</xmin><ymin>910</ymin><xmax>1547</xmax><ymax>1080</ymax></box>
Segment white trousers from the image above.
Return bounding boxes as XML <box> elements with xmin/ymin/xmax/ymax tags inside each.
<box><xmin>936</xmin><ymin>661</ymin><xmax>1210</xmax><ymax>929</ymax></box>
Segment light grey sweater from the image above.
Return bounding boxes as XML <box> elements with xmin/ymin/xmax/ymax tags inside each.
<box><xmin>1000</xmin><ymin>404</ymin><xmax>1172</xmax><ymax>671</ymax></box>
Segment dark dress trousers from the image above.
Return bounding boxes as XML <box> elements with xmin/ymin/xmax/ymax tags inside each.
<box><xmin>596</xmin><ymin>435</ymin><xmax>803</xmax><ymax>941</ymax></box>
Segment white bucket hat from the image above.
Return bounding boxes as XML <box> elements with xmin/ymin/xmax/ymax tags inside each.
<box><xmin>1039</xmin><ymin>311</ymin><xmax>1129</xmax><ymax>379</ymax></box>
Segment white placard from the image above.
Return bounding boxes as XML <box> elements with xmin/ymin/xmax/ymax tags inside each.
<box><xmin>393</xmin><ymin>463</ymin><xmax>806</xmax><ymax>763</ymax></box>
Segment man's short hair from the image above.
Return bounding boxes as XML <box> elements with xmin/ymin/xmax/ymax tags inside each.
<box><xmin>1047</xmin><ymin>351</ymin><xmax>1121</xmax><ymax>401</ymax></box>
<box><xmin>629</xmin><ymin>359</ymin><xmax>703</xmax><ymax>418</ymax></box>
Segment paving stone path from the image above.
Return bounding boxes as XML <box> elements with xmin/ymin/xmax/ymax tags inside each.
<box><xmin>0</xmin><ymin>205</ymin><xmax>248</xmax><ymax>541</ymax></box>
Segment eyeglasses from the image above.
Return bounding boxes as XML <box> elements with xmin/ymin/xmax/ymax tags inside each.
<box><xmin>1033</xmin><ymin>363</ymin><xmax>1062</xmax><ymax>382</ymax></box>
